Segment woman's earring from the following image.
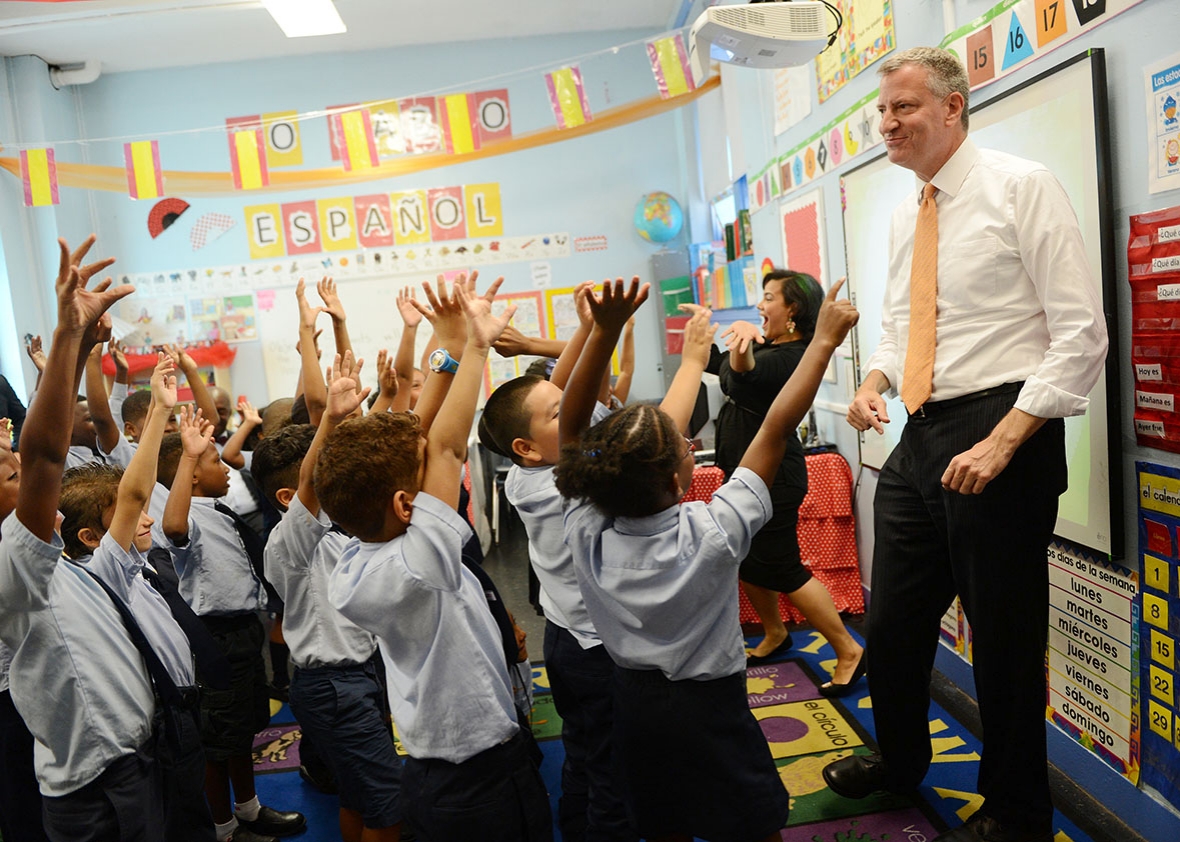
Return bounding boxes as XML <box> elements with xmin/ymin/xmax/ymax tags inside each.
<box><xmin>785</xmin><ymin>319</ymin><xmax>796</xmax><ymax>334</ymax></box>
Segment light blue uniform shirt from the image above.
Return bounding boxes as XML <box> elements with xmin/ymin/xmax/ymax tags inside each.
<box><xmin>80</xmin><ymin>533</ymin><xmax>196</xmax><ymax>687</ymax></box>
<box><xmin>65</xmin><ymin>433</ymin><xmax>134</xmax><ymax>471</ymax></box>
<box><xmin>0</xmin><ymin>640</ymin><xmax>11</xmax><ymax>693</ymax></box>
<box><xmin>505</xmin><ymin>465</ymin><xmax>601</xmax><ymax>649</ymax></box>
<box><xmin>0</xmin><ymin>513</ymin><xmax>155</xmax><ymax>796</ymax></box>
<box><xmin>563</xmin><ymin>467</ymin><xmax>772</xmax><ymax>682</ymax></box>
<box><xmin>330</xmin><ymin>493</ymin><xmax>518</xmax><ymax>763</ymax></box>
<box><xmin>153</xmin><ymin>497</ymin><xmax>267</xmax><ymax>616</ymax></box>
<box><xmin>265</xmin><ymin>495</ymin><xmax>377</xmax><ymax>669</ymax></box>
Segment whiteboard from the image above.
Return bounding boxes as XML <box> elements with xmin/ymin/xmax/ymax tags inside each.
<box><xmin>256</xmin><ymin>275</ymin><xmax>438</xmax><ymax>401</ymax></box>
<box><xmin>841</xmin><ymin>50</ymin><xmax>1119</xmax><ymax>557</ymax></box>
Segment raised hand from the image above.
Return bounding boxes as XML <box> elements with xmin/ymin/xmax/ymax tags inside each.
<box><xmin>396</xmin><ymin>286</ymin><xmax>423</xmax><ymax>328</ymax></box>
<box><xmin>317</xmin><ymin>276</ymin><xmax>347</xmax><ymax>322</ymax></box>
<box><xmin>587</xmin><ymin>276</ymin><xmax>650</xmax><ymax>334</ymax></box>
<box><xmin>492</xmin><ymin>324</ymin><xmax>530</xmax><ymax>358</ymax></box>
<box><xmin>456</xmin><ymin>283</ymin><xmax>516</xmax><ymax>351</ymax></box>
<box><xmin>325</xmin><ymin>351</ymin><xmax>370</xmax><ymax>422</ymax></box>
<box><xmin>417</xmin><ymin>276</ymin><xmax>467</xmax><ymax>350</ymax></box>
<box><xmin>53</xmin><ymin>237</ymin><xmax>131</xmax><ymax>338</ymax></box>
<box><xmin>150</xmin><ymin>352</ymin><xmax>178</xmax><ymax>410</ymax></box>
<box><xmin>376</xmin><ymin>349</ymin><xmax>399</xmax><ymax>399</ymax></box>
<box><xmin>812</xmin><ymin>278</ymin><xmax>858</xmax><ymax>348</ymax></box>
<box><xmin>163</xmin><ymin>342</ymin><xmax>196</xmax><ymax>372</ymax></box>
<box><xmin>177</xmin><ymin>405</ymin><xmax>213</xmax><ymax>458</ymax></box>
<box><xmin>108</xmin><ymin>337</ymin><xmax>129</xmax><ymax>377</ymax></box>
<box><xmin>25</xmin><ymin>335</ymin><xmax>46</xmax><ymax>372</ymax></box>
<box><xmin>294</xmin><ymin>328</ymin><xmax>324</xmax><ymax>360</ymax></box>
<box><xmin>461</xmin><ymin>270</ymin><xmax>505</xmax><ymax>306</ymax></box>
<box><xmin>237</xmin><ymin>398</ymin><xmax>262</xmax><ymax>427</ymax></box>
<box><xmin>721</xmin><ymin>320</ymin><xmax>763</xmax><ymax>355</ymax></box>
<box><xmin>0</xmin><ymin>418</ymin><xmax>12</xmax><ymax>452</ymax></box>
<box><xmin>296</xmin><ymin>278</ymin><xmax>326</xmax><ymax>332</ymax></box>
<box><xmin>681</xmin><ymin>307</ymin><xmax>717</xmax><ymax>369</ymax></box>
<box><xmin>574</xmin><ymin>280</ymin><xmax>595</xmax><ymax>327</ymax></box>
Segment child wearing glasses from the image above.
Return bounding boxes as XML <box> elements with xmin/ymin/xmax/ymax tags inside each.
<box><xmin>555</xmin><ymin>277</ymin><xmax>857</xmax><ymax>842</ymax></box>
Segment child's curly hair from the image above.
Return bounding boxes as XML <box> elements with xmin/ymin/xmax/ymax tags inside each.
<box><xmin>554</xmin><ymin>404</ymin><xmax>683</xmax><ymax>518</ymax></box>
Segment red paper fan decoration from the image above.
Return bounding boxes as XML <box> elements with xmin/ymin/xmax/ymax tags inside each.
<box><xmin>148</xmin><ymin>198</ymin><xmax>190</xmax><ymax>239</ymax></box>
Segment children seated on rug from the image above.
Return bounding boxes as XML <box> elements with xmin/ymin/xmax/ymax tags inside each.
<box><xmin>0</xmin><ymin>236</ymin><xmax>167</xmax><ymax>842</ymax></box>
<box><xmin>59</xmin><ymin>353</ymin><xmax>214</xmax><ymax>842</ymax></box>
<box><xmin>156</xmin><ymin>405</ymin><xmax>305</xmax><ymax>842</ymax></box>
<box><xmin>478</xmin><ymin>280</ymin><xmax>635</xmax><ymax>842</ymax></box>
<box><xmin>251</xmin><ymin>365</ymin><xmax>404</xmax><ymax>842</ymax></box>
<box><xmin>322</xmin><ymin>276</ymin><xmax>552</xmax><ymax>842</ymax></box>
<box><xmin>554</xmin><ymin>277</ymin><xmax>858</xmax><ymax>842</ymax></box>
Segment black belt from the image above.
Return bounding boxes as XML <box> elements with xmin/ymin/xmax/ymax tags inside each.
<box><xmin>909</xmin><ymin>381</ymin><xmax>1023</xmax><ymax>419</ymax></box>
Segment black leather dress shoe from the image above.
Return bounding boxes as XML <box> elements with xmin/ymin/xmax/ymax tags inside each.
<box><xmin>933</xmin><ymin>814</ymin><xmax>1053</xmax><ymax>842</ymax></box>
<box><xmin>822</xmin><ymin>753</ymin><xmax>892</xmax><ymax>799</ymax></box>
<box><xmin>238</xmin><ymin>806</ymin><xmax>307</xmax><ymax>838</ymax></box>
<box><xmin>229</xmin><ymin>828</ymin><xmax>280</xmax><ymax>842</ymax></box>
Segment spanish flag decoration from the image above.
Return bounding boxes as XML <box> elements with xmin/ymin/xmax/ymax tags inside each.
<box><xmin>334</xmin><ymin>109</ymin><xmax>379</xmax><ymax>172</ymax></box>
<box><xmin>123</xmin><ymin>140</ymin><xmax>164</xmax><ymax>200</ymax></box>
<box><xmin>440</xmin><ymin>93</ymin><xmax>480</xmax><ymax>155</ymax></box>
<box><xmin>19</xmin><ymin>148</ymin><xmax>59</xmax><ymax>207</ymax></box>
<box><xmin>545</xmin><ymin>66</ymin><xmax>592</xmax><ymax>130</ymax></box>
<box><xmin>227</xmin><ymin>120</ymin><xmax>270</xmax><ymax>190</ymax></box>
<box><xmin>646</xmin><ymin>34</ymin><xmax>695</xmax><ymax>99</ymax></box>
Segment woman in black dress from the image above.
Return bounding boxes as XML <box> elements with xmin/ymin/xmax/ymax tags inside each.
<box><xmin>702</xmin><ymin>270</ymin><xmax>864</xmax><ymax>694</ymax></box>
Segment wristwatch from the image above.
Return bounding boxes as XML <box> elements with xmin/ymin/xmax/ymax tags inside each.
<box><xmin>428</xmin><ymin>347</ymin><xmax>459</xmax><ymax>374</ymax></box>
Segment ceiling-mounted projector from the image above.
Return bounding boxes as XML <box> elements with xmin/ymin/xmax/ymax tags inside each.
<box><xmin>688</xmin><ymin>2</ymin><xmax>833</xmax><ymax>84</ymax></box>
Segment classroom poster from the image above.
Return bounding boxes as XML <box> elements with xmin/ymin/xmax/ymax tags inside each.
<box><xmin>773</xmin><ymin>65</ymin><xmax>812</xmax><ymax>136</ymax></box>
<box><xmin>1137</xmin><ymin>462</ymin><xmax>1180</xmax><ymax>807</ymax></box>
<box><xmin>780</xmin><ymin>189</ymin><xmax>827</xmax><ymax>286</ymax></box>
<box><xmin>1145</xmin><ymin>53</ymin><xmax>1180</xmax><ymax>195</ymax></box>
<box><xmin>815</xmin><ymin>0</ymin><xmax>895</xmax><ymax>103</ymax></box>
<box><xmin>221</xmin><ymin>294</ymin><xmax>258</xmax><ymax>342</ymax></box>
<box><xmin>188</xmin><ymin>297</ymin><xmax>223</xmax><ymax>342</ymax></box>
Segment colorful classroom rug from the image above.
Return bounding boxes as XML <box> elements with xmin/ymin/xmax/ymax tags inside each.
<box><xmin>252</xmin><ymin>632</ymin><xmax>1098</xmax><ymax>842</ymax></box>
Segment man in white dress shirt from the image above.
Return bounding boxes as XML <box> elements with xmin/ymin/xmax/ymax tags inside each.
<box><xmin>823</xmin><ymin>47</ymin><xmax>1108</xmax><ymax>842</ymax></box>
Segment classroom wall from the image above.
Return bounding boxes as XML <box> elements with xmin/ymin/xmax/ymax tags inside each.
<box><xmin>1</xmin><ymin>28</ymin><xmax>699</xmax><ymax>405</ymax></box>
<box><xmin>714</xmin><ymin>0</ymin><xmax>1179</xmax><ymax>835</ymax></box>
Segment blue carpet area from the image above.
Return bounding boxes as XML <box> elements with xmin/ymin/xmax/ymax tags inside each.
<box><xmin>253</xmin><ymin>630</ymin><xmax>1096</xmax><ymax>841</ymax></box>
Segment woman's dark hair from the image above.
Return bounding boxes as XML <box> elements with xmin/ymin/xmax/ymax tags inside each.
<box><xmin>764</xmin><ymin>270</ymin><xmax>824</xmax><ymax>341</ymax></box>
<box><xmin>554</xmin><ymin>404</ymin><xmax>683</xmax><ymax>518</ymax></box>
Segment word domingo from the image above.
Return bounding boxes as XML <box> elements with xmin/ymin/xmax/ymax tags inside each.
<box><xmin>246</xmin><ymin>183</ymin><xmax>503</xmax><ymax>261</ymax></box>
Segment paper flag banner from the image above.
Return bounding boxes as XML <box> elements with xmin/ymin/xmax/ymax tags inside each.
<box><xmin>19</xmin><ymin>148</ymin><xmax>59</xmax><ymax>207</ymax></box>
<box><xmin>441</xmin><ymin>93</ymin><xmax>480</xmax><ymax>155</ymax></box>
<box><xmin>263</xmin><ymin>111</ymin><xmax>302</xmax><ymax>167</ymax></box>
<box><xmin>646</xmin><ymin>34</ymin><xmax>695</xmax><ymax>99</ymax></box>
<box><xmin>545</xmin><ymin>66</ymin><xmax>592</xmax><ymax>129</ymax></box>
<box><xmin>190</xmin><ymin>212</ymin><xmax>235</xmax><ymax>251</ymax></box>
<box><xmin>400</xmin><ymin>97</ymin><xmax>443</xmax><ymax>154</ymax></box>
<box><xmin>334</xmin><ymin>109</ymin><xmax>379</xmax><ymax>171</ymax></box>
<box><xmin>370</xmin><ymin>99</ymin><xmax>405</xmax><ymax>158</ymax></box>
<box><xmin>227</xmin><ymin>118</ymin><xmax>270</xmax><ymax>190</ymax></box>
<box><xmin>123</xmin><ymin>140</ymin><xmax>164</xmax><ymax>200</ymax></box>
<box><xmin>473</xmin><ymin>89</ymin><xmax>512</xmax><ymax>144</ymax></box>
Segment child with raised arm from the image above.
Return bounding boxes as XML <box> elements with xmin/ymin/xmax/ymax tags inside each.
<box><xmin>252</xmin><ymin>352</ymin><xmax>404</xmax><ymax>842</ymax></box>
<box><xmin>0</xmin><ymin>237</ymin><xmax>177</xmax><ymax>842</ymax></box>
<box><xmin>158</xmin><ymin>409</ymin><xmax>304</xmax><ymax>842</ymax></box>
<box><xmin>554</xmin><ymin>278</ymin><xmax>858</xmax><ymax>842</ymax></box>
<box><xmin>324</xmin><ymin>279</ymin><xmax>552</xmax><ymax>842</ymax></box>
<box><xmin>478</xmin><ymin>280</ymin><xmax>634</xmax><ymax>842</ymax></box>
<box><xmin>59</xmin><ymin>354</ymin><xmax>214</xmax><ymax>842</ymax></box>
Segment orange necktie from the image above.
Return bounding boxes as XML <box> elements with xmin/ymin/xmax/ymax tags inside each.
<box><xmin>901</xmin><ymin>183</ymin><xmax>938</xmax><ymax>414</ymax></box>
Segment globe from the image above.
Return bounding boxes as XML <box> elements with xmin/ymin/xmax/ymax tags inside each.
<box><xmin>634</xmin><ymin>191</ymin><xmax>684</xmax><ymax>243</ymax></box>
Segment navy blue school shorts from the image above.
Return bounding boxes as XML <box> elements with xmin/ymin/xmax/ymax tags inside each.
<box><xmin>197</xmin><ymin>613</ymin><xmax>269</xmax><ymax>761</ymax></box>
<box><xmin>289</xmin><ymin>659</ymin><xmax>402</xmax><ymax>829</ymax></box>
<box><xmin>613</xmin><ymin>667</ymin><xmax>790</xmax><ymax>842</ymax></box>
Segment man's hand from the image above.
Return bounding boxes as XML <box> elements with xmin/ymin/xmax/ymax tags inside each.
<box><xmin>941</xmin><ymin>408</ymin><xmax>1044</xmax><ymax>495</ymax></box>
<box><xmin>25</xmin><ymin>335</ymin><xmax>46</xmax><ymax>372</ymax></box>
<box><xmin>177</xmin><ymin>405</ymin><xmax>213</xmax><ymax>458</ymax></box>
<box><xmin>325</xmin><ymin>352</ymin><xmax>370</xmax><ymax>422</ymax></box>
<box><xmin>317</xmin><ymin>276</ymin><xmax>347</xmax><ymax>322</ymax></box>
<box><xmin>150</xmin><ymin>353</ymin><xmax>178</xmax><ymax>410</ymax></box>
<box><xmin>847</xmin><ymin>369</ymin><xmax>893</xmax><ymax>435</ymax></box>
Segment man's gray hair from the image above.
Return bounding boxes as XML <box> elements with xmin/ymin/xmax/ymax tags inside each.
<box><xmin>878</xmin><ymin>47</ymin><xmax>970</xmax><ymax>131</ymax></box>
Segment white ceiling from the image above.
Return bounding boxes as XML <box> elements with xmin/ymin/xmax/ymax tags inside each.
<box><xmin>0</xmin><ymin>0</ymin><xmax>689</xmax><ymax>74</ymax></box>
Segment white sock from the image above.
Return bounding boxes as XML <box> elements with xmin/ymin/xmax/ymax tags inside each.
<box><xmin>215</xmin><ymin>817</ymin><xmax>237</xmax><ymax>842</ymax></box>
<box><xmin>234</xmin><ymin>795</ymin><xmax>261</xmax><ymax>822</ymax></box>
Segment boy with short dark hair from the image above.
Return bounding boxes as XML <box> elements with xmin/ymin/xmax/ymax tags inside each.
<box><xmin>158</xmin><ymin>408</ymin><xmax>304</xmax><ymax>842</ymax></box>
<box><xmin>324</xmin><ymin>279</ymin><xmax>552</xmax><ymax>841</ymax></box>
<box><xmin>252</xmin><ymin>359</ymin><xmax>404</xmax><ymax>842</ymax></box>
